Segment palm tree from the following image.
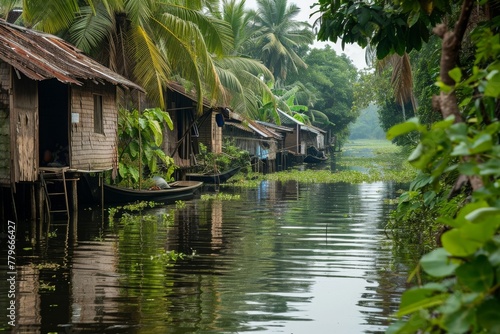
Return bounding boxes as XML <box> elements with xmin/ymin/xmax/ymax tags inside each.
<box><xmin>250</xmin><ymin>0</ymin><xmax>314</xmax><ymax>86</ymax></box>
<box><xmin>19</xmin><ymin>0</ymin><xmax>234</xmax><ymax>111</ymax></box>
<box><xmin>210</xmin><ymin>0</ymin><xmax>277</xmax><ymax>117</ymax></box>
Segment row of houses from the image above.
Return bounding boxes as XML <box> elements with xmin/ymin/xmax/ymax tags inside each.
<box><xmin>0</xmin><ymin>19</ymin><xmax>331</xmax><ymax>221</ymax></box>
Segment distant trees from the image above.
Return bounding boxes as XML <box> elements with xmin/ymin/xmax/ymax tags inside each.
<box><xmin>288</xmin><ymin>46</ymin><xmax>359</xmax><ymax>145</ymax></box>
<box><xmin>349</xmin><ymin>104</ymin><xmax>385</xmax><ymax>140</ymax></box>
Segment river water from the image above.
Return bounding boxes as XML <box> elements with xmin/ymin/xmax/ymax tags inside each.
<box><xmin>0</xmin><ymin>179</ymin><xmax>413</xmax><ymax>333</ymax></box>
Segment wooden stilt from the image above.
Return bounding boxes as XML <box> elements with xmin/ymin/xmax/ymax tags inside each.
<box><xmin>71</xmin><ymin>177</ymin><xmax>79</xmax><ymax>245</ymax></box>
<box><xmin>0</xmin><ymin>187</ymin><xmax>4</xmax><ymax>225</ymax></box>
<box><xmin>37</xmin><ymin>182</ymin><xmax>45</xmax><ymax>240</ymax></box>
<box><xmin>30</xmin><ymin>184</ymin><xmax>36</xmax><ymax>245</ymax></box>
<box><xmin>100</xmin><ymin>172</ymin><xmax>104</xmax><ymax>217</ymax></box>
<box><xmin>71</xmin><ymin>179</ymin><xmax>78</xmax><ymax>215</ymax></box>
<box><xmin>10</xmin><ymin>186</ymin><xmax>18</xmax><ymax>222</ymax></box>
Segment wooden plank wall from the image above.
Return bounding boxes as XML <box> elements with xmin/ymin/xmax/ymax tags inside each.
<box><xmin>11</xmin><ymin>72</ymin><xmax>38</xmax><ymax>182</ymax></box>
<box><xmin>0</xmin><ymin>62</ymin><xmax>10</xmax><ymax>184</ymax></box>
<box><xmin>198</xmin><ymin>113</ymin><xmax>222</xmax><ymax>154</ymax></box>
<box><xmin>70</xmin><ymin>82</ymin><xmax>117</xmax><ymax>171</ymax></box>
<box><xmin>284</xmin><ymin>127</ymin><xmax>301</xmax><ymax>154</ymax></box>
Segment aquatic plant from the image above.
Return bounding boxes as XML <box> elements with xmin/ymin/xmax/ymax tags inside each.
<box><xmin>151</xmin><ymin>249</ymin><xmax>185</xmax><ymax>265</ymax></box>
<box><xmin>201</xmin><ymin>193</ymin><xmax>241</xmax><ymax>201</ymax></box>
<box><xmin>223</xmin><ymin>140</ymin><xmax>415</xmax><ymax>187</ymax></box>
<box><xmin>175</xmin><ymin>200</ymin><xmax>186</xmax><ymax>209</ymax></box>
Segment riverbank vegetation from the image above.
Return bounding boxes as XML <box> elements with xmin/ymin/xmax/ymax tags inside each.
<box><xmin>224</xmin><ymin>140</ymin><xmax>416</xmax><ymax>186</ymax></box>
<box><xmin>316</xmin><ymin>0</ymin><xmax>500</xmax><ymax>332</ymax></box>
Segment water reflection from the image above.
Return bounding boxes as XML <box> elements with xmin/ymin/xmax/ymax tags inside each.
<box><xmin>0</xmin><ymin>180</ymin><xmax>410</xmax><ymax>333</ymax></box>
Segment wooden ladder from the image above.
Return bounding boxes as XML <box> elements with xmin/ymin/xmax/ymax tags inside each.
<box><xmin>40</xmin><ymin>168</ymin><xmax>70</xmax><ymax>221</ymax></box>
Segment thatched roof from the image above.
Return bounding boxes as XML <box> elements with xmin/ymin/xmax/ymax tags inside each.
<box><xmin>0</xmin><ymin>19</ymin><xmax>144</xmax><ymax>92</ymax></box>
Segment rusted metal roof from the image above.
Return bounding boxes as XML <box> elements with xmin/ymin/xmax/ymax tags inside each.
<box><xmin>166</xmin><ymin>81</ymin><xmax>211</xmax><ymax>108</ymax></box>
<box><xmin>225</xmin><ymin>110</ymin><xmax>282</xmax><ymax>140</ymax></box>
<box><xmin>0</xmin><ymin>19</ymin><xmax>144</xmax><ymax>91</ymax></box>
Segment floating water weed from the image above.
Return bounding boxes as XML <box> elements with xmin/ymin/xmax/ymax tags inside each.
<box><xmin>201</xmin><ymin>193</ymin><xmax>241</xmax><ymax>201</ymax></box>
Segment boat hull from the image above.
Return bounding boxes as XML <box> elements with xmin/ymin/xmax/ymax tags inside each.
<box><xmin>304</xmin><ymin>155</ymin><xmax>328</xmax><ymax>163</ymax></box>
<box><xmin>104</xmin><ymin>181</ymin><xmax>203</xmax><ymax>204</ymax></box>
<box><xmin>185</xmin><ymin>167</ymin><xmax>240</xmax><ymax>184</ymax></box>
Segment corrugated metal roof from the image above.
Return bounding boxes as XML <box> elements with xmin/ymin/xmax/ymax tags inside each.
<box><xmin>0</xmin><ymin>19</ymin><xmax>144</xmax><ymax>92</ymax></box>
<box><xmin>277</xmin><ymin>109</ymin><xmax>326</xmax><ymax>134</ymax></box>
<box><xmin>166</xmin><ymin>81</ymin><xmax>211</xmax><ymax>108</ymax></box>
<box><xmin>225</xmin><ymin>110</ymin><xmax>282</xmax><ymax>139</ymax></box>
<box><xmin>256</xmin><ymin>120</ymin><xmax>294</xmax><ymax>133</ymax></box>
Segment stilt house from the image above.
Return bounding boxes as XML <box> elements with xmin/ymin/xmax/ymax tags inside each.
<box><xmin>277</xmin><ymin>109</ymin><xmax>326</xmax><ymax>156</ymax></box>
<box><xmin>0</xmin><ymin>20</ymin><xmax>143</xmax><ymax>222</ymax></box>
<box><xmin>0</xmin><ymin>19</ymin><xmax>143</xmax><ymax>188</ymax></box>
<box><xmin>163</xmin><ymin>82</ymin><xmax>222</xmax><ymax>172</ymax></box>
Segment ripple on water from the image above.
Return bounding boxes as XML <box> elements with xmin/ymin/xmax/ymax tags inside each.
<box><xmin>0</xmin><ymin>181</ymin><xmax>411</xmax><ymax>334</ymax></box>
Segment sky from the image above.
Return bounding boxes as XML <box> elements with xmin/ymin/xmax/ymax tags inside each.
<box><xmin>244</xmin><ymin>0</ymin><xmax>368</xmax><ymax>69</ymax></box>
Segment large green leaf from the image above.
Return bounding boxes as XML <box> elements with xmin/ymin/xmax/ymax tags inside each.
<box><xmin>386</xmin><ymin>118</ymin><xmax>424</xmax><ymax>140</ymax></box>
<box><xmin>442</xmin><ymin>306</ymin><xmax>476</xmax><ymax>334</ymax></box>
<box><xmin>456</xmin><ymin>255</ymin><xmax>494</xmax><ymax>292</ymax></box>
<box><xmin>420</xmin><ymin>248</ymin><xmax>459</xmax><ymax>277</ymax></box>
<box><xmin>477</xmin><ymin>299</ymin><xmax>500</xmax><ymax>331</ymax></box>
<box><xmin>442</xmin><ymin>221</ymin><xmax>498</xmax><ymax>257</ymax></box>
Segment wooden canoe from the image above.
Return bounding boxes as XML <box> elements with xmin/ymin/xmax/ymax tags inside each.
<box><xmin>104</xmin><ymin>181</ymin><xmax>203</xmax><ymax>204</ymax></box>
<box><xmin>185</xmin><ymin>167</ymin><xmax>241</xmax><ymax>184</ymax></box>
<box><xmin>303</xmin><ymin>155</ymin><xmax>328</xmax><ymax>163</ymax></box>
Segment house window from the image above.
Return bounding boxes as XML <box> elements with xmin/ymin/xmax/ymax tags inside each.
<box><xmin>94</xmin><ymin>94</ymin><xmax>103</xmax><ymax>134</ymax></box>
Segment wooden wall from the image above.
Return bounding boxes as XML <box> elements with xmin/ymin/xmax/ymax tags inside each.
<box><xmin>0</xmin><ymin>62</ymin><xmax>10</xmax><ymax>184</ymax></box>
<box><xmin>198</xmin><ymin>113</ymin><xmax>222</xmax><ymax>154</ymax></box>
<box><xmin>11</xmin><ymin>72</ymin><xmax>38</xmax><ymax>182</ymax></box>
<box><xmin>70</xmin><ymin>82</ymin><xmax>118</xmax><ymax>171</ymax></box>
<box><xmin>284</xmin><ymin>125</ymin><xmax>301</xmax><ymax>154</ymax></box>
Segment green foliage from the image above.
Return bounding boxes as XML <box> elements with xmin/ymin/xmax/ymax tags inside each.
<box><xmin>287</xmin><ymin>46</ymin><xmax>359</xmax><ymax>145</ymax></box>
<box><xmin>315</xmin><ymin>0</ymin><xmax>447</xmax><ymax>59</ymax></box>
<box><xmin>248</xmin><ymin>0</ymin><xmax>314</xmax><ymax>85</ymax></box>
<box><xmin>224</xmin><ymin>140</ymin><xmax>416</xmax><ymax>186</ymax></box>
<box><xmin>349</xmin><ymin>104</ymin><xmax>386</xmax><ymax>140</ymax></box>
<box><xmin>117</xmin><ymin>108</ymin><xmax>176</xmax><ymax>186</ymax></box>
<box><xmin>201</xmin><ymin>193</ymin><xmax>241</xmax><ymax>201</ymax></box>
<box><xmin>175</xmin><ymin>200</ymin><xmax>186</xmax><ymax>209</ymax></box>
<box><xmin>195</xmin><ymin>140</ymin><xmax>251</xmax><ymax>174</ymax></box>
<box><xmin>387</xmin><ymin>20</ymin><xmax>500</xmax><ymax>334</ymax></box>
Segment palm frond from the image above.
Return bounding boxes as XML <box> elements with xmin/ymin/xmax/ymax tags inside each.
<box><xmin>162</xmin><ymin>2</ymin><xmax>234</xmax><ymax>55</ymax></box>
<box><xmin>131</xmin><ymin>25</ymin><xmax>170</xmax><ymax>108</ymax></box>
<box><xmin>69</xmin><ymin>5</ymin><xmax>114</xmax><ymax>54</ymax></box>
<box><xmin>23</xmin><ymin>0</ymin><xmax>82</xmax><ymax>32</ymax></box>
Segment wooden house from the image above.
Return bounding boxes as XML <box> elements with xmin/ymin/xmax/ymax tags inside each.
<box><xmin>255</xmin><ymin>121</ymin><xmax>294</xmax><ymax>171</ymax></box>
<box><xmin>277</xmin><ymin>109</ymin><xmax>327</xmax><ymax>157</ymax></box>
<box><xmin>0</xmin><ymin>20</ymin><xmax>143</xmax><ymax>220</ymax></box>
<box><xmin>222</xmin><ymin>110</ymin><xmax>282</xmax><ymax>173</ymax></box>
<box><xmin>162</xmin><ymin>82</ymin><xmax>221</xmax><ymax>175</ymax></box>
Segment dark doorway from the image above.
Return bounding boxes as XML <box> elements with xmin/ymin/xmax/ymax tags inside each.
<box><xmin>39</xmin><ymin>80</ymin><xmax>69</xmax><ymax>167</ymax></box>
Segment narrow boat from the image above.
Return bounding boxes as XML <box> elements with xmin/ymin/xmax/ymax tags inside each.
<box><xmin>185</xmin><ymin>167</ymin><xmax>241</xmax><ymax>184</ymax></box>
<box><xmin>304</xmin><ymin>146</ymin><xmax>328</xmax><ymax>163</ymax></box>
<box><xmin>303</xmin><ymin>154</ymin><xmax>328</xmax><ymax>163</ymax></box>
<box><xmin>104</xmin><ymin>180</ymin><xmax>203</xmax><ymax>204</ymax></box>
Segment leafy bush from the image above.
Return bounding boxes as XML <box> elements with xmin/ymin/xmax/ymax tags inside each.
<box><xmin>117</xmin><ymin>108</ymin><xmax>176</xmax><ymax>187</ymax></box>
<box><xmin>195</xmin><ymin>139</ymin><xmax>250</xmax><ymax>174</ymax></box>
<box><xmin>387</xmin><ymin>20</ymin><xmax>500</xmax><ymax>333</ymax></box>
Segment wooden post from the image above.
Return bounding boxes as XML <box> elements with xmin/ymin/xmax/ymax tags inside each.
<box><xmin>38</xmin><ymin>182</ymin><xmax>44</xmax><ymax>240</ymax></box>
<box><xmin>100</xmin><ymin>172</ymin><xmax>104</xmax><ymax>220</ymax></box>
<box><xmin>71</xmin><ymin>179</ymin><xmax>78</xmax><ymax>245</ymax></box>
<box><xmin>10</xmin><ymin>186</ymin><xmax>18</xmax><ymax>222</ymax></box>
<box><xmin>30</xmin><ymin>183</ymin><xmax>36</xmax><ymax>245</ymax></box>
<box><xmin>0</xmin><ymin>187</ymin><xmax>4</xmax><ymax>224</ymax></box>
<box><xmin>71</xmin><ymin>179</ymin><xmax>78</xmax><ymax>215</ymax></box>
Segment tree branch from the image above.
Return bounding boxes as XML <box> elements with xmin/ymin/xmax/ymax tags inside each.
<box><xmin>433</xmin><ymin>0</ymin><xmax>483</xmax><ymax>190</ymax></box>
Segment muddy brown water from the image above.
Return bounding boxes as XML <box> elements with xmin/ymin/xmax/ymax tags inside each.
<box><xmin>0</xmin><ymin>180</ymin><xmax>413</xmax><ymax>333</ymax></box>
